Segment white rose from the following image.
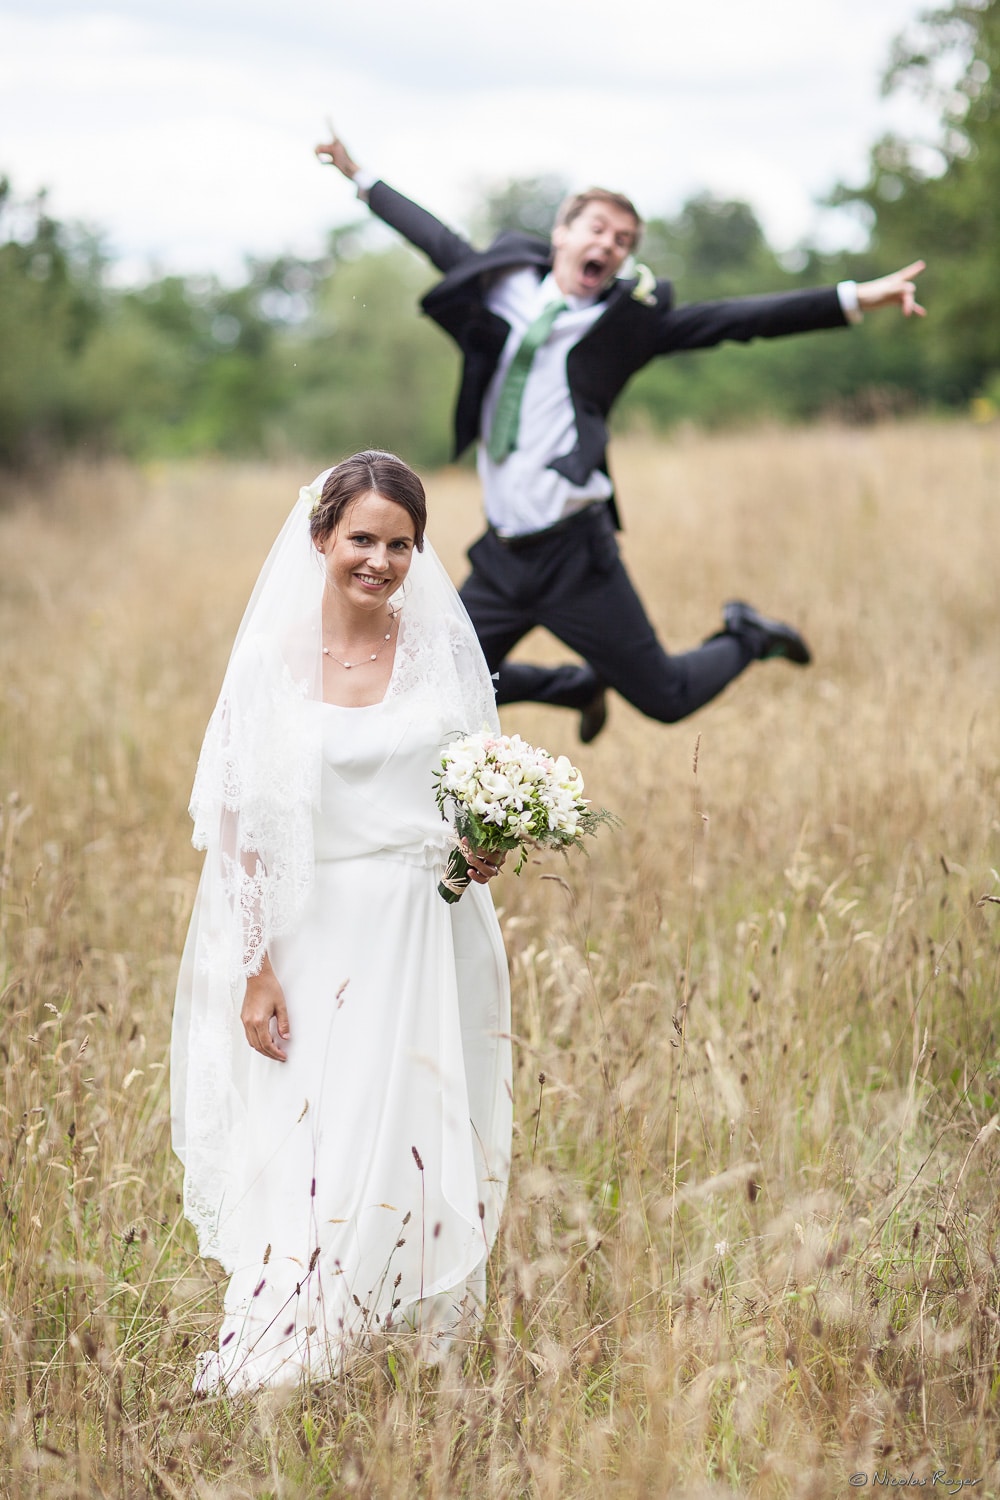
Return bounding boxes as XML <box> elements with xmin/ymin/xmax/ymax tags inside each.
<box><xmin>298</xmin><ymin>479</ymin><xmax>324</xmax><ymax>515</ymax></box>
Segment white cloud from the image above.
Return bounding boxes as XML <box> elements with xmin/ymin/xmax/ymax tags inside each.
<box><xmin>0</xmin><ymin>0</ymin><xmax>935</xmax><ymax>280</ymax></box>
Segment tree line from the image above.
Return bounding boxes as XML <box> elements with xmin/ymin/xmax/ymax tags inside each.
<box><xmin>1</xmin><ymin>0</ymin><xmax>996</xmax><ymax>476</ymax></box>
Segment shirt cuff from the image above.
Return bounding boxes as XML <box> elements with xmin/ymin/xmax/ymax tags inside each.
<box><xmin>837</xmin><ymin>280</ymin><xmax>862</xmax><ymax>324</ymax></box>
<box><xmin>352</xmin><ymin>167</ymin><xmax>376</xmax><ymax>202</ymax></box>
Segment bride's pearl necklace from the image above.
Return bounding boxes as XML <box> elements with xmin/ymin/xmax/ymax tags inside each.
<box><xmin>323</xmin><ymin>606</ymin><xmax>396</xmax><ymax>670</ymax></box>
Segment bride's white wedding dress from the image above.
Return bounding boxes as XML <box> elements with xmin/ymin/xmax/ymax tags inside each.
<box><xmin>185</xmin><ymin>684</ymin><xmax>512</xmax><ymax>1393</ymax></box>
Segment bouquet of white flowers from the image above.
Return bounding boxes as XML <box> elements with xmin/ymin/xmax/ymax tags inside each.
<box><xmin>434</xmin><ymin>731</ymin><xmax>614</xmax><ymax>903</ymax></box>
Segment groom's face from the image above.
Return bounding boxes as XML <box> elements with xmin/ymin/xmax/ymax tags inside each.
<box><xmin>551</xmin><ymin>202</ymin><xmax>639</xmax><ymax>299</ymax></box>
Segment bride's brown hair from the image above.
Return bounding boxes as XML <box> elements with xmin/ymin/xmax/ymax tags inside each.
<box><xmin>310</xmin><ymin>450</ymin><xmax>427</xmax><ymax>550</ymax></box>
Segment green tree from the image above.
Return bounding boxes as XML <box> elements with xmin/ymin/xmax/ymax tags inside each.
<box><xmin>9</xmin><ymin>11</ymin><xmax>997</xmax><ymax>486</ymax></box>
<box><xmin>617</xmin><ymin>194</ymin><xmax>873</xmax><ymax>432</ymax></box>
<box><xmin>833</xmin><ymin>0</ymin><xmax>1000</xmax><ymax>402</ymax></box>
<box><xmin>0</xmin><ymin>181</ymin><xmax>106</xmax><ymax>466</ymax></box>
<box><xmin>278</xmin><ymin>243</ymin><xmax>457</xmax><ymax>470</ymax></box>
<box><xmin>471</xmin><ymin>175</ymin><xmax>570</xmax><ymax>241</ymax></box>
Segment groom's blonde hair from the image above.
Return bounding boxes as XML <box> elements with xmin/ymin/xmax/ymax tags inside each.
<box><xmin>555</xmin><ymin>188</ymin><xmax>642</xmax><ymax>242</ymax></box>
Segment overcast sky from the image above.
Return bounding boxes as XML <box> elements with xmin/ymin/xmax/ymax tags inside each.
<box><xmin>0</xmin><ymin>0</ymin><xmax>934</xmax><ymax>282</ymax></box>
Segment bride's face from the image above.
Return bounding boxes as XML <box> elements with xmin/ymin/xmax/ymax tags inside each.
<box><xmin>316</xmin><ymin>491</ymin><xmax>416</xmax><ymax>612</ymax></box>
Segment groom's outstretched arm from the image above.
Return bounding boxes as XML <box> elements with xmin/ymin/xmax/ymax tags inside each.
<box><xmin>649</xmin><ymin>258</ymin><xmax>926</xmax><ymax>356</ymax></box>
<box><xmin>316</xmin><ymin>132</ymin><xmax>474</xmax><ymax>275</ymax></box>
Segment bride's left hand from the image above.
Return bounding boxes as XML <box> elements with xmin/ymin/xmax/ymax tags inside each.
<box><xmin>461</xmin><ymin>840</ymin><xmax>507</xmax><ymax>884</ymax></box>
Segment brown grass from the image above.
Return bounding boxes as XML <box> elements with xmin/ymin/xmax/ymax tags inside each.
<box><xmin>1</xmin><ymin>422</ymin><xmax>998</xmax><ymax>1498</ymax></box>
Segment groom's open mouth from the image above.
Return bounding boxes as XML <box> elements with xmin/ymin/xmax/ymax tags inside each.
<box><xmin>580</xmin><ymin>257</ymin><xmax>608</xmax><ymax>288</ymax></box>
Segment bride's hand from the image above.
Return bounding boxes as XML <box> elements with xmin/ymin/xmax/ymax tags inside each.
<box><xmin>461</xmin><ymin>840</ymin><xmax>507</xmax><ymax>885</ymax></box>
<box><xmin>241</xmin><ymin>960</ymin><xmax>290</xmax><ymax>1061</ymax></box>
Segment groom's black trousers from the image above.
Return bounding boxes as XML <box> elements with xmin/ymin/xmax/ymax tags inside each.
<box><xmin>458</xmin><ymin>502</ymin><xmax>754</xmax><ymax>723</ymax></box>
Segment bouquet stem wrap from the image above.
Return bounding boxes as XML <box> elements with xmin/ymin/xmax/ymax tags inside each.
<box><xmin>439</xmin><ymin>816</ymin><xmax>504</xmax><ymax>903</ymax></box>
<box><xmin>439</xmin><ymin>838</ymin><xmax>472</xmax><ymax>904</ymax></box>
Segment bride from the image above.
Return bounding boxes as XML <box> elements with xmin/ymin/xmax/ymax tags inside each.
<box><xmin>171</xmin><ymin>451</ymin><xmax>512</xmax><ymax>1392</ymax></box>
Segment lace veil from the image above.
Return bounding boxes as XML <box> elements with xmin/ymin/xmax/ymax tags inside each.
<box><xmin>171</xmin><ymin>467</ymin><xmax>499</xmax><ymax>1265</ymax></box>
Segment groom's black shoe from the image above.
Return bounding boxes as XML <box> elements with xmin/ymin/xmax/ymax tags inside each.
<box><xmin>723</xmin><ymin>600</ymin><xmax>812</xmax><ymax>666</ymax></box>
<box><xmin>579</xmin><ymin>686</ymin><xmax>608</xmax><ymax>744</ymax></box>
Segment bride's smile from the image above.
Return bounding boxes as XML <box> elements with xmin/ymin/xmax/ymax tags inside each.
<box><xmin>316</xmin><ymin>490</ymin><xmax>416</xmax><ymax>616</ymax></box>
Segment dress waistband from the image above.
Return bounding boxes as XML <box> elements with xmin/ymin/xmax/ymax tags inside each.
<box><xmin>313</xmin><ymin>832</ymin><xmax>453</xmax><ymax>873</ymax></box>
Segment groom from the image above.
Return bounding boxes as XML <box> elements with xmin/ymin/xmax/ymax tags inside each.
<box><xmin>317</xmin><ymin>132</ymin><xmax>925</xmax><ymax>742</ymax></box>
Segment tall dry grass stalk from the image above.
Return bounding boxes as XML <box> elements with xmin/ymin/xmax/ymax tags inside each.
<box><xmin>1</xmin><ymin>424</ymin><xmax>998</xmax><ymax>1497</ymax></box>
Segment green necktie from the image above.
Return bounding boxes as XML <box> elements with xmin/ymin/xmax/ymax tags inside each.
<box><xmin>486</xmin><ymin>297</ymin><xmax>567</xmax><ymax>463</ymax></box>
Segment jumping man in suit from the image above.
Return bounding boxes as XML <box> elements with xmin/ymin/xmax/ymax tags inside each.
<box><xmin>317</xmin><ymin>132</ymin><xmax>924</xmax><ymax>743</ymax></box>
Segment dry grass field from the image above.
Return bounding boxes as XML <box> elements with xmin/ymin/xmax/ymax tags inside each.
<box><xmin>1</xmin><ymin>421</ymin><xmax>998</xmax><ymax>1498</ymax></box>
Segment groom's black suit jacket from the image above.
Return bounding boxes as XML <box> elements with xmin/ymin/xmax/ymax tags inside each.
<box><xmin>368</xmin><ymin>180</ymin><xmax>849</xmax><ymax>511</ymax></box>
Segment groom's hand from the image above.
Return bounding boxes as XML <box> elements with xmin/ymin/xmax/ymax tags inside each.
<box><xmin>856</xmin><ymin>260</ymin><xmax>927</xmax><ymax>317</ymax></box>
<box><xmin>315</xmin><ymin>131</ymin><xmax>360</xmax><ymax>180</ymax></box>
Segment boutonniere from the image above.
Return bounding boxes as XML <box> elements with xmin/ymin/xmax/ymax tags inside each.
<box><xmin>631</xmin><ymin>263</ymin><xmax>657</xmax><ymax>307</ymax></box>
